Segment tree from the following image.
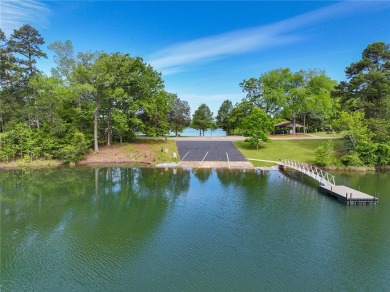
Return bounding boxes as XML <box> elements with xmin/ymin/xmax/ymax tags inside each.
<box><xmin>333</xmin><ymin>111</ymin><xmax>375</xmax><ymax>166</ymax></box>
<box><xmin>302</xmin><ymin>73</ymin><xmax>336</xmax><ymax>132</ymax></box>
<box><xmin>7</xmin><ymin>24</ymin><xmax>47</xmax><ymax>78</ymax></box>
<box><xmin>333</xmin><ymin>42</ymin><xmax>390</xmax><ymax>142</ymax></box>
<box><xmin>192</xmin><ymin>104</ymin><xmax>213</xmax><ymax>136</ymax></box>
<box><xmin>338</xmin><ymin>42</ymin><xmax>390</xmax><ymax>119</ymax></box>
<box><xmin>2</xmin><ymin>25</ymin><xmax>48</xmax><ymax>131</ymax></box>
<box><xmin>28</xmin><ymin>75</ymin><xmax>67</xmax><ymax>131</ymax></box>
<box><xmin>72</xmin><ymin>52</ymin><xmax>166</xmax><ymax>150</ymax></box>
<box><xmin>0</xmin><ymin>28</ymin><xmax>11</xmax><ymax>87</ymax></box>
<box><xmin>227</xmin><ymin>101</ymin><xmax>252</xmax><ymax>135</ymax></box>
<box><xmin>139</xmin><ymin>91</ymin><xmax>170</xmax><ymax>138</ymax></box>
<box><xmin>315</xmin><ymin>139</ymin><xmax>335</xmax><ymax>166</ymax></box>
<box><xmin>0</xmin><ymin>28</ymin><xmax>13</xmax><ymax>132</ymax></box>
<box><xmin>216</xmin><ymin>99</ymin><xmax>233</xmax><ymax>134</ymax></box>
<box><xmin>48</xmin><ymin>40</ymin><xmax>75</xmax><ymax>80</ymax></box>
<box><xmin>240</xmin><ymin>69</ymin><xmax>289</xmax><ymax>116</ymax></box>
<box><xmin>168</xmin><ymin>94</ymin><xmax>191</xmax><ymax>137</ymax></box>
<box><xmin>71</xmin><ymin>51</ymin><xmax>100</xmax><ymax>151</ymax></box>
<box><xmin>242</xmin><ymin>68</ymin><xmax>336</xmax><ymax>134</ymax></box>
<box><xmin>241</xmin><ymin>107</ymin><xmax>273</xmax><ymax>149</ymax></box>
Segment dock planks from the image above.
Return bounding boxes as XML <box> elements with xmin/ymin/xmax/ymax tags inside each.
<box><xmin>319</xmin><ymin>184</ymin><xmax>378</xmax><ymax>205</ymax></box>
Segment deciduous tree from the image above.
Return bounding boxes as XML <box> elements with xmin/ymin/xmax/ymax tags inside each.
<box><xmin>216</xmin><ymin>99</ymin><xmax>233</xmax><ymax>134</ymax></box>
<box><xmin>168</xmin><ymin>94</ymin><xmax>191</xmax><ymax>137</ymax></box>
<box><xmin>241</xmin><ymin>107</ymin><xmax>273</xmax><ymax>149</ymax></box>
<box><xmin>192</xmin><ymin>104</ymin><xmax>213</xmax><ymax>136</ymax></box>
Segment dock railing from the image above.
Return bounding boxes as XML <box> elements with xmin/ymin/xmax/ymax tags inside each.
<box><xmin>279</xmin><ymin>159</ymin><xmax>335</xmax><ymax>186</ymax></box>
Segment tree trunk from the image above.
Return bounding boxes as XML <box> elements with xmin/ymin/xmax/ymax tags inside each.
<box><xmin>175</xmin><ymin>129</ymin><xmax>179</xmax><ymax>137</ymax></box>
<box><xmin>107</xmin><ymin>104</ymin><xmax>112</xmax><ymax>146</ymax></box>
<box><xmin>94</xmin><ymin>103</ymin><xmax>99</xmax><ymax>152</ymax></box>
<box><xmin>292</xmin><ymin>113</ymin><xmax>296</xmax><ymax>135</ymax></box>
<box><xmin>36</xmin><ymin>116</ymin><xmax>40</xmax><ymax>131</ymax></box>
<box><xmin>0</xmin><ymin>112</ymin><xmax>3</xmax><ymax>133</ymax></box>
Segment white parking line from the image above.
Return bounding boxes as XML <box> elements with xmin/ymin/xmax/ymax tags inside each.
<box><xmin>201</xmin><ymin>151</ymin><xmax>209</xmax><ymax>163</ymax></box>
<box><xmin>226</xmin><ymin>152</ymin><xmax>230</xmax><ymax>169</ymax></box>
<box><xmin>196</xmin><ymin>151</ymin><xmax>209</xmax><ymax>169</ymax></box>
<box><xmin>180</xmin><ymin>151</ymin><xmax>190</xmax><ymax>162</ymax></box>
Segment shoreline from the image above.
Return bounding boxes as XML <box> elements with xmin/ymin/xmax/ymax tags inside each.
<box><xmin>1</xmin><ymin>137</ymin><xmax>388</xmax><ymax>172</ymax></box>
<box><xmin>1</xmin><ymin>159</ymin><xmax>387</xmax><ymax>173</ymax></box>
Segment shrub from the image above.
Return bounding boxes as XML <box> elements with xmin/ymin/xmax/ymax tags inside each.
<box><xmin>56</xmin><ymin>131</ymin><xmax>89</xmax><ymax>163</ymax></box>
<box><xmin>315</xmin><ymin>140</ymin><xmax>334</xmax><ymax>166</ymax></box>
<box><xmin>341</xmin><ymin>152</ymin><xmax>364</xmax><ymax>166</ymax></box>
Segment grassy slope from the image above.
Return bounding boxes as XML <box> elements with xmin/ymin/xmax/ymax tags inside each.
<box><xmin>137</xmin><ymin>139</ymin><xmax>179</xmax><ymax>164</ymax></box>
<box><xmin>234</xmin><ymin>139</ymin><xmax>342</xmax><ymax>167</ymax></box>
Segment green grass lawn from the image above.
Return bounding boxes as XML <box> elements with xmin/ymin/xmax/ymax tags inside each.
<box><xmin>309</xmin><ymin>131</ymin><xmax>341</xmax><ymax>138</ymax></box>
<box><xmin>234</xmin><ymin>139</ymin><xmax>343</xmax><ymax>166</ymax></box>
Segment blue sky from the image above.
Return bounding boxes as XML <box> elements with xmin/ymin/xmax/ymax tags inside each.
<box><xmin>1</xmin><ymin>1</ymin><xmax>390</xmax><ymax>115</ymax></box>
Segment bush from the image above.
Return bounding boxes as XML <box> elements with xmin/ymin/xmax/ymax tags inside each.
<box><xmin>56</xmin><ymin>131</ymin><xmax>89</xmax><ymax>163</ymax></box>
<box><xmin>375</xmin><ymin>142</ymin><xmax>390</xmax><ymax>166</ymax></box>
<box><xmin>341</xmin><ymin>152</ymin><xmax>364</xmax><ymax>166</ymax></box>
<box><xmin>315</xmin><ymin>140</ymin><xmax>334</xmax><ymax>166</ymax></box>
<box><xmin>0</xmin><ymin>132</ymin><xmax>17</xmax><ymax>162</ymax></box>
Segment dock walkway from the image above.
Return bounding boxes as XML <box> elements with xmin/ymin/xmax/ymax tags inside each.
<box><xmin>319</xmin><ymin>184</ymin><xmax>378</xmax><ymax>205</ymax></box>
<box><xmin>278</xmin><ymin>160</ymin><xmax>378</xmax><ymax>205</ymax></box>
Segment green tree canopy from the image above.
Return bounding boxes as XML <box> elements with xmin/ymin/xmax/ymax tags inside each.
<box><xmin>241</xmin><ymin>107</ymin><xmax>273</xmax><ymax>149</ymax></box>
<box><xmin>168</xmin><ymin>94</ymin><xmax>191</xmax><ymax>137</ymax></box>
<box><xmin>7</xmin><ymin>24</ymin><xmax>47</xmax><ymax>78</ymax></box>
<box><xmin>192</xmin><ymin>104</ymin><xmax>214</xmax><ymax>136</ymax></box>
<box><xmin>48</xmin><ymin>40</ymin><xmax>75</xmax><ymax>80</ymax></box>
<box><xmin>216</xmin><ymin>99</ymin><xmax>233</xmax><ymax>134</ymax></box>
<box><xmin>241</xmin><ymin>68</ymin><xmax>336</xmax><ymax>134</ymax></box>
<box><xmin>71</xmin><ymin>52</ymin><xmax>165</xmax><ymax>150</ymax></box>
<box><xmin>333</xmin><ymin>41</ymin><xmax>390</xmax><ymax>142</ymax></box>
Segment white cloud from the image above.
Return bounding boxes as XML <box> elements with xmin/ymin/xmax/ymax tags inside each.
<box><xmin>0</xmin><ymin>0</ymin><xmax>51</xmax><ymax>36</ymax></box>
<box><xmin>148</xmin><ymin>1</ymin><xmax>389</xmax><ymax>75</ymax></box>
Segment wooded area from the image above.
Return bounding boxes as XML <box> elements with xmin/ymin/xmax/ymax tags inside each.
<box><xmin>0</xmin><ymin>25</ymin><xmax>389</xmax><ymax>166</ymax></box>
<box><xmin>0</xmin><ymin>25</ymin><xmax>190</xmax><ymax>163</ymax></box>
<box><xmin>215</xmin><ymin>42</ymin><xmax>390</xmax><ymax>166</ymax></box>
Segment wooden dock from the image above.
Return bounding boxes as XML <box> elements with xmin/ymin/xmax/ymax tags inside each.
<box><xmin>278</xmin><ymin>160</ymin><xmax>378</xmax><ymax>205</ymax></box>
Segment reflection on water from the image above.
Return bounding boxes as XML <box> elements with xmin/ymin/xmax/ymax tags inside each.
<box><xmin>1</xmin><ymin>167</ymin><xmax>389</xmax><ymax>290</ymax></box>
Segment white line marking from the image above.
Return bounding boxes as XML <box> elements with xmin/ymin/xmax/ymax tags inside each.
<box><xmin>201</xmin><ymin>151</ymin><xmax>209</xmax><ymax>163</ymax></box>
<box><xmin>196</xmin><ymin>151</ymin><xmax>209</xmax><ymax>169</ymax></box>
<box><xmin>226</xmin><ymin>152</ymin><xmax>230</xmax><ymax>170</ymax></box>
<box><xmin>180</xmin><ymin>151</ymin><xmax>190</xmax><ymax>162</ymax></box>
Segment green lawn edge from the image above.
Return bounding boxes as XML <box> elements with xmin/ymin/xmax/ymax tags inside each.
<box><xmin>234</xmin><ymin>139</ymin><xmax>342</xmax><ymax>167</ymax></box>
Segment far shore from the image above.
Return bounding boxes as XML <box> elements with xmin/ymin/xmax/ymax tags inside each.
<box><xmin>0</xmin><ymin>134</ymin><xmax>387</xmax><ymax>172</ymax></box>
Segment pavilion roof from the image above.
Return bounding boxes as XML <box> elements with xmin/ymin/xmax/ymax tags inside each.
<box><xmin>274</xmin><ymin>121</ymin><xmax>304</xmax><ymax>128</ymax></box>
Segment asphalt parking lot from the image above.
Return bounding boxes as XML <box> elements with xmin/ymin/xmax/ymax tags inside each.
<box><xmin>176</xmin><ymin>141</ymin><xmax>246</xmax><ymax>162</ymax></box>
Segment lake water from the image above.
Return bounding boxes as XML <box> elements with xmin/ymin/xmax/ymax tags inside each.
<box><xmin>170</xmin><ymin>127</ymin><xmax>226</xmax><ymax>137</ymax></box>
<box><xmin>1</xmin><ymin>167</ymin><xmax>389</xmax><ymax>291</ymax></box>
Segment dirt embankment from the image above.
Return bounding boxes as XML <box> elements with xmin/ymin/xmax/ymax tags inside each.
<box><xmin>0</xmin><ymin>142</ymin><xmax>165</xmax><ymax>169</ymax></box>
<box><xmin>78</xmin><ymin>143</ymin><xmax>158</xmax><ymax>165</ymax></box>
